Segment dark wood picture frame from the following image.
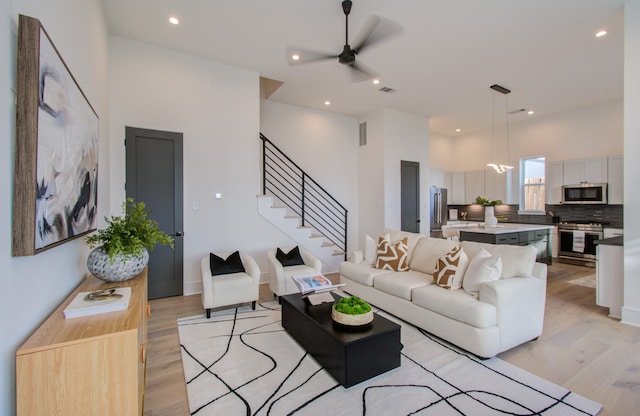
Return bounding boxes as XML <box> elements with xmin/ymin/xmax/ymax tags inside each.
<box><xmin>13</xmin><ymin>15</ymin><xmax>99</xmax><ymax>256</ymax></box>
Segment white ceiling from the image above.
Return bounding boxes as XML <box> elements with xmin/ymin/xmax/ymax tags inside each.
<box><xmin>101</xmin><ymin>0</ymin><xmax>625</xmax><ymax>136</ymax></box>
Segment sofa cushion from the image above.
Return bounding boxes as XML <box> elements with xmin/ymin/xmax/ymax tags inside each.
<box><xmin>383</xmin><ymin>228</ymin><xmax>425</xmax><ymax>262</ymax></box>
<box><xmin>339</xmin><ymin>261</ymin><xmax>389</xmax><ymax>286</ymax></box>
<box><xmin>460</xmin><ymin>241</ymin><xmax>536</xmax><ymax>278</ymax></box>
<box><xmin>433</xmin><ymin>246</ymin><xmax>469</xmax><ymax>290</ymax></box>
<box><xmin>376</xmin><ymin>237</ymin><xmax>409</xmax><ymax>271</ymax></box>
<box><xmin>373</xmin><ymin>271</ymin><xmax>433</xmax><ymax>300</ymax></box>
<box><xmin>462</xmin><ymin>249</ymin><xmax>502</xmax><ymax>298</ymax></box>
<box><xmin>409</xmin><ymin>237</ymin><xmax>459</xmax><ymax>275</ymax></box>
<box><xmin>412</xmin><ymin>284</ymin><xmax>498</xmax><ymax>329</ymax></box>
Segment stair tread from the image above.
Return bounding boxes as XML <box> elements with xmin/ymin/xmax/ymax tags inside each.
<box><xmin>321</xmin><ymin>242</ymin><xmax>336</xmax><ymax>247</ymax></box>
<box><xmin>298</xmin><ymin>225</ymin><xmax>313</xmax><ymax>229</ymax></box>
<box><xmin>310</xmin><ymin>234</ymin><xmax>324</xmax><ymax>238</ymax></box>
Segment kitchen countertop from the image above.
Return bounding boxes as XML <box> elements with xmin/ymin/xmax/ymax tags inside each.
<box><xmin>594</xmin><ymin>236</ymin><xmax>623</xmax><ymax>246</ymax></box>
<box><xmin>458</xmin><ymin>223</ymin><xmax>554</xmax><ymax>235</ymax></box>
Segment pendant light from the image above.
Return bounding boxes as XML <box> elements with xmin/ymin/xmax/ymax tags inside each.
<box><xmin>487</xmin><ymin>84</ymin><xmax>514</xmax><ymax>174</ymax></box>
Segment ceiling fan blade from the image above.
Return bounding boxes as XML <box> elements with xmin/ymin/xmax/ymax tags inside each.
<box><xmin>286</xmin><ymin>47</ymin><xmax>337</xmax><ymax>65</ymax></box>
<box><xmin>352</xmin><ymin>15</ymin><xmax>403</xmax><ymax>55</ymax></box>
<box><xmin>348</xmin><ymin>61</ymin><xmax>379</xmax><ymax>83</ymax></box>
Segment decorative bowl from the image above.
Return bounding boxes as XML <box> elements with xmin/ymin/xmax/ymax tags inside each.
<box><xmin>331</xmin><ymin>308</ymin><xmax>373</xmax><ymax>326</ymax></box>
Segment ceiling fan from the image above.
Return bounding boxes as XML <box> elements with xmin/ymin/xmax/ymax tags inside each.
<box><xmin>286</xmin><ymin>0</ymin><xmax>403</xmax><ymax>82</ymax></box>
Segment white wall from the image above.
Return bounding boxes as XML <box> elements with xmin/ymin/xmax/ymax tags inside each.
<box><xmin>110</xmin><ymin>36</ymin><xmax>280</xmax><ymax>292</ymax></box>
<box><xmin>260</xmin><ymin>100</ymin><xmax>359</xmax><ymax>257</ymax></box>
<box><xmin>382</xmin><ymin>109</ymin><xmax>430</xmax><ymax>233</ymax></box>
<box><xmin>356</xmin><ymin>108</ymin><xmax>430</xmax><ymax>244</ymax></box>
<box><xmin>623</xmin><ymin>0</ymin><xmax>640</xmax><ymax>327</ymax></box>
<box><xmin>432</xmin><ymin>99</ymin><xmax>623</xmax><ymax>172</ymax></box>
<box><xmin>357</xmin><ymin>109</ymin><xmax>386</xmax><ymax>246</ymax></box>
<box><xmin>1</xmin><ymin>1</ymin><xmax>110</xmax><ymax>414</ymax></box>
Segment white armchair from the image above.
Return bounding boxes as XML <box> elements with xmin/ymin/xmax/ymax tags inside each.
<box><xmin>201</xmin><ymin>251</ymin><xmax>260</xmax><ymax>318</ymax></box>
<box><xmin>267</xmin><ymin>246</ymin><xmax>322</xmax><ymax>297</ymax></box>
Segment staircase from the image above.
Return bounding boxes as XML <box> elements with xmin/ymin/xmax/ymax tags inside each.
<box><xmin>258</xmin><ymin>134</ymin><xmax>347</xmax><ymax>272</ymax></box>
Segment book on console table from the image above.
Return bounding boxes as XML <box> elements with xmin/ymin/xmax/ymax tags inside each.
<box><xmin>291</xmin><ymin>273</ymin><xmax>345</xmax><ymax>305</ymax></box>
<box><xmin>63</xmin><ymin>287</ymin><xmax>131</xmax><ymax>318</ymax></box>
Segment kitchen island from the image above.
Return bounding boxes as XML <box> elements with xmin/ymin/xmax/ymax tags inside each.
<box><xmin>459</xmin><ymin>224</ymin><xmax>553</xmax><ymax>264</ymax></box>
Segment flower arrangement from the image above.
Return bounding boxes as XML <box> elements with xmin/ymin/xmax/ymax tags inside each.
<box><xmin>475</xmin><ymin>196</ymin><xmax>503</xmax><ymax>206</ymax></box>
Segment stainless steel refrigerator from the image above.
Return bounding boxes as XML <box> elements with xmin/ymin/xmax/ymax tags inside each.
<box><xmin>429</xmin><ymin>187</ymin><xmax>448</xmax><ymax>238</ymax></box>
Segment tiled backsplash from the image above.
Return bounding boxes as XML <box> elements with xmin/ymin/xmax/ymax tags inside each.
<box><xmin>448</xmin><ymin>204</ymin><xmax>623</xmax><ymax>228</ymax></box>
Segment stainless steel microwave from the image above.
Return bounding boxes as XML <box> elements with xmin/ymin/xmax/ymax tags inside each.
<box><xmin>561</xmin><ymin>183</ymin><xmax>607</xmax><ymax>204</ymax></box>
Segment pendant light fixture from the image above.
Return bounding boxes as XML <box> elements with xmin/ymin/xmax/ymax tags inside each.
<box><xmin>487</xmin><ymin>84</ymin><xmax>514</xmax><ymax>174</ymax></box>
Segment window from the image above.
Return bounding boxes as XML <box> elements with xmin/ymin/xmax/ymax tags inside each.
<box><xmin>520</xmin><ymin>157</ymin><xmax>545</xmax><ymax>213</ymax></box>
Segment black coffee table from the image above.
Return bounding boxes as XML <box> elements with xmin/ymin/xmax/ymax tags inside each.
<box><xmin>281</xmin><ymin>293</ymin><xmax>401</xmax><ymax>388</ymax></box>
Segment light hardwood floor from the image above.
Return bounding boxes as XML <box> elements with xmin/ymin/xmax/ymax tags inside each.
<box><xmin>143</xmin><ymin>262</ymin><xmax>640</xmax><ymax>415</ymax></box>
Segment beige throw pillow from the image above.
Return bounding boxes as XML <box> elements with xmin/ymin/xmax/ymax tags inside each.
<box><xmin>434</xmin><ymin>246</ymin><xmax>469</xmax><ymax>290</ymax></box>
<box><xmin>376</xmin><ymin>236</ymin><xmax>409</xmax><ymax>271</ymax></box>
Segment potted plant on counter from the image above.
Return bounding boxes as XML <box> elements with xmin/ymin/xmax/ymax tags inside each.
<box><xmin>475</xmin><ymin>196</ymin><xmax>502</xmax><ymax>227</ymax></box>
<box><xmin>86</xmin><ymin>198</ymin><xmax>174</xmax><ymax>282</ymax></box>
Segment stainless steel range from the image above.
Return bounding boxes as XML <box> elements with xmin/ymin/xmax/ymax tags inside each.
<box><xmin>557</xmin><ymin>221</ymin><xmax>605</xmax><ymax>267</ymax></box>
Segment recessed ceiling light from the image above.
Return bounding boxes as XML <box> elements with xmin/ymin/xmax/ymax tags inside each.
<box><xmin>169</xmin><ymin>16</ymin><xmax>179</xmax><ymax>25</ymax></box>
<box><xmin>595</xmin><ymin>29</ymin><xmax>607</xmax><ymax>38</ymax></box>
<box><xmin>324</xmin><ymin>101</ymin><xmax>331</xmax><ymax>106</ymax></box>
<box><xmin>527</xmin><ymin>110</ymin><xmax>535</xmax><ymax>115</ymax></box>
<box><xmin>372</xmin><ymin>79</ymin><xmax>380</xmax><ymax>85</ymax></box>
<box><xmin>456</xmin><ymin>129</ymin><xmax>461</xmax><ymax>133</ymax></box>
<box><xmin>291</xmin><ymin>54</ymin><xmax>300</xmax><ymax>61</ymax></box>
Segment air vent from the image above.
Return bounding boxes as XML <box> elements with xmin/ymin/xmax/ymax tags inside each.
<box><xmin>378</xmin><ymin>86</ymin><xmax>397</xmax><ymax>94</ymax></box>
<box><xmin>359</xmin><ymin>122</ymin><xmax>367</xmax><ymax>146</ymax></box>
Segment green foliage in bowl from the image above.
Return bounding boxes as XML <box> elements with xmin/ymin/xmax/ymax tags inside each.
<box><xmin>333</xmin><ymin>296</ymin><xmax>372</xmax><ymax>315</ymax></box>
<box><xmin>475</xmin><ymin>196</ymin><xmax>503</xmax><ymax>206</ymax></box>
<box><xmin>86</xmin><ymin>198</ymin><xmax>174</xmax><ymax>262</ymax></box>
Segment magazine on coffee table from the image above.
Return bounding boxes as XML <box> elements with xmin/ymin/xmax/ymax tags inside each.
<box><xmin>291</xmin><ymin>273</ymin><xmax>344</xmax><ymax>295</ymax></box>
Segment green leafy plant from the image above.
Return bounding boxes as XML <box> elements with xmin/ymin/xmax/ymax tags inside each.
<box><xmin>86</xmin><ymin>198</ymin><xmax>174</xmax><ymax>262</ymax></box>
<box><xmin>333</xmin><ymin>296</ymin><xmax>372</xmax><ymax>315</ymax></box>
<box><xmin>475</xmin><ymin>196</ymin><xmax>503</xmax><ymax>206</ymax></box>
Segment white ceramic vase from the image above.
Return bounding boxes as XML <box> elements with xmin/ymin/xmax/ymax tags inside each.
<box><xmin>484</xmin><ymin>206</ymin><xmax>498</xmax><ymax>227</ymax></box>
<box><xmin>87</xmin><ymin>247</ymin><xmax>149</xmax><ymax>282</ymax></box>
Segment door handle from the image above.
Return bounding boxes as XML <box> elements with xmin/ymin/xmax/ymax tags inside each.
<box><xmin>172</xmin><ymin>232</ymin><xmax>184</xmax><ymax>237</ymax></box>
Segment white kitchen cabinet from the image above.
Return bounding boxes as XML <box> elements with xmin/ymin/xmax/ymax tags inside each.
<box><xmin>450</xmin><ymin>172</ymin><xmax>465</xmax><ymax>204</ymax></box>
<box><xmin>607</xmin><ymin>155</ymin><xmax>624</xmax><ymax>204</ymax></box>
<box><xmin>444</xmin><ymin>172</ymin><xmax>453</xmax><ymax>204</ymax></box>
<box><xmin>596</xmin><ymin>244</ymin><xmax>623</xmax><ymax>319</ymax></box>
<box><xmin>550</xmin><ymin>226</ymin><xmax>558</xmax><ymax>258</ymax></box>
<box><xmin>563</xmin><ymin>157</ymin><xmax>608</xmax><ymax>185</ymax></box>
<box><xmin>484</xmin><ymin>168</ymin><xmax>505</xmax><ymax>203</ymax></box>
<box><xmin>464</xmin><ymin>170</ymin><xmax>485</xmax><ymax>204</ymax></box>
<box><xmin>430</xmin><ymin>168</ymin><xmax>445</xmax><ymax>188</ymax></box>
<box><xmin>546</xmin><ymin>161</ymin><xmax>564</xmax><ymax>204</ymax></box>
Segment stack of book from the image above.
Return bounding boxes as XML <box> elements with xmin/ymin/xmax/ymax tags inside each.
<box><xmin>63</xmin><ymin>287</ymin><xmax>131</xmax><ymax>318</ymax></box>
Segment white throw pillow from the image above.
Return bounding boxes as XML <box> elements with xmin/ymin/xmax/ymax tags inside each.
<box><xmin>463</xmin><ymin>248</ymin><xmax>502</xmax><ymax>297</ymax></box>
<box><xmin>364</xmin><ymin>234</ymin><xmax>389</xmax><ymax>265</ymax></box>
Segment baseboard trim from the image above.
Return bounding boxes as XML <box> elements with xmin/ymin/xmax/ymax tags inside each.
<box><xmin>621</xmin><ymin>306</ymin><xmax>640</xmax><ymax>327</ymax></box>
<box><xmin>184</xmin><ymin>281</ymin><xmax>202</xmax><ymax>296</ymax></box>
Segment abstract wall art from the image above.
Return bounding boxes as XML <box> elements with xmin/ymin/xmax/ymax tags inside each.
<box><xmin>13</xmin><ymin>15</ymin><xmax>99</xmax><ymax>256</ymax></box>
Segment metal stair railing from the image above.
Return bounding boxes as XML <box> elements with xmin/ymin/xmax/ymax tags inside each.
<box><xmin>260</xmin><ymin>133</ymin><xmax>347</xmax><ymax>259</ymax></box>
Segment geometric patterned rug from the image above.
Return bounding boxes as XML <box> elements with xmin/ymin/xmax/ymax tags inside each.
<box><xmin>177</xmin><ymin>301</ymin><xmax>602</xmax><ymax>415</ymax></box>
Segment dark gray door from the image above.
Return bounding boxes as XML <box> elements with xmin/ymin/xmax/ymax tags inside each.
<box><xmin>125</xmin><ymin>127</ymin><xmax>184</xmax><ymax>299</ymax></box>
<box><xmin>401</xmin><ymin>161</ymin><xmax>420</xmax><ymax>233</ymax></box>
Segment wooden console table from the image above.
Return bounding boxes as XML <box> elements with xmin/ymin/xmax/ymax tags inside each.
<box><xmin>16</xmin><ymin>269</ymin><xmax>149</xmax><ymax>416</ymax></box>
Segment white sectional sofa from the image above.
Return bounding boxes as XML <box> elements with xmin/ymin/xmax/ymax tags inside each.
<box><xmin>339</xmin><ymin>228</ymin><xmax>547</xmax><ymax>358</ymax></box>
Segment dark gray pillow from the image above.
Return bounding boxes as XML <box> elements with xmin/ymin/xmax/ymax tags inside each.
<box><xmin>276</xmin><ymin>246</ymin><xmax>305</xmax><ymax>267</ymax></box>
<box><xmin>210</xmin><ymin>251</ymin><xmax>245</xmax><ymax>276</ymax></box>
